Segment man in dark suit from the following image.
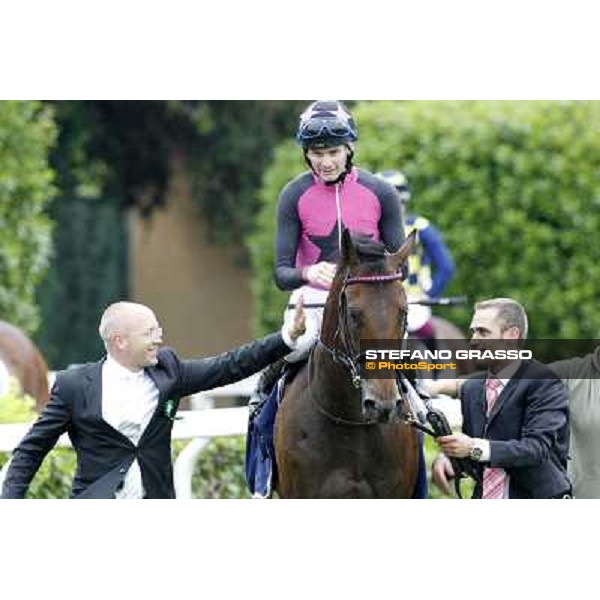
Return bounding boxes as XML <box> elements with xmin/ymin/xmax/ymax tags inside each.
<box><xmin>1</xmin><ymin>299</ymin><xmax>305</xmax><ymax>499</ymax></box>
<box><xmin>432</xmin><ymin>298</ymin><xmax>571</xmax><ymax>499</ymax></box>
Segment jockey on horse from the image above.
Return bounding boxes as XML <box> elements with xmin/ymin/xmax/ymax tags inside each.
<box><xmin>250</xmin><ymin>100</ymin><xmax>406</xmax><ymax>410</ymax></box>
<box><xmin>376</xmin><ymin>170</ymin><xmax>456</xmax><ymax>355</ymax></box>
<box><xmin>247</xmin><ymin>101</ymin><xmax>440</xmax><ymax>498</ymax></box>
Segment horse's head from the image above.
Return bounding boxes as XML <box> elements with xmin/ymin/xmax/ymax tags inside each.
<box><xmin>320</xmin><ymin>229</ymin><xmax>417</xmax><ymax>423</ymax></box>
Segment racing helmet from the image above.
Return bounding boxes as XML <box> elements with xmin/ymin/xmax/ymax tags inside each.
<box><xmin>296</xmin><ymin>100</ymin><xmax>357</xmax><ymax>149</ymax></box>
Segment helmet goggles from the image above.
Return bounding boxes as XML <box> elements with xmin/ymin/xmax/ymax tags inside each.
<box><xmin>298</xmin><ymin>117</ymin><xmax>356</xmax><ymax>141</ymax></box>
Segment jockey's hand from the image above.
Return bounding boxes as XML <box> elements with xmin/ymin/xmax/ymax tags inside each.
<box><xmin>303</xmin><ymin>262</ymin><xmax>337</xmax><ymax>288</ymax></box>
<box><xmin>436</xmin><ymin>433</ymin><xmax>473</xmax><ymax>458</ymax></box>
<box><xmin>431</xmin><ymin>453</ymin><xmax>455</xmax><ymax>496</ymax></box>
<box><xmin>287</xmin><ymin>294</ymin><xmax>306</xmax><ymax>342</ymax></box>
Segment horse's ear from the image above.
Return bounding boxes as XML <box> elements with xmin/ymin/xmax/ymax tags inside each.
<box><xmin>340</xmin><ymin>227</ymin><xmax>359</xmax><ymax>267</ymax></box>
<box><xmin>388</xmin><ymin>228</ymin><xmax>418</xmax><ymax>276</ymax></box>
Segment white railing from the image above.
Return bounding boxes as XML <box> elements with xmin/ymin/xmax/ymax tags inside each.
<box><xmin>0</xmin><ymin>376</ymin><xmax>257</xmax><ymax>497</ymax></box>
<box><xmin>0</xmin><ymin>373</ymin><xmax>460</xmax><ymax>498</ymax></box>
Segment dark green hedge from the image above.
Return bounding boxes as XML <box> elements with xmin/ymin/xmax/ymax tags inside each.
<box><xmin>36</xmin><ymin>195</ymin><xmax>127</xmax><ymax>369</ymax></box>
<box><xmin>249</xmin><ymin>101</ymin><xmax>600</xmax><ymax>339</ymax></box>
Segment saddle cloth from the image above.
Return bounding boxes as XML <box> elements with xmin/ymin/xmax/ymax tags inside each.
<box><xmin>245</xmin><ymin>374</ymin><xmax>286</xmax><ymax>497</ymax></box>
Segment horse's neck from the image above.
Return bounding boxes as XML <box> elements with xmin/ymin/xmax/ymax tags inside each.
<box><xmin>312</xmin><ymin>346</ymin><xmax>363</xmax><ymax>421</ymax></box>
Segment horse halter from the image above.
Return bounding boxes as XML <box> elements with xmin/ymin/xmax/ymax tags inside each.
<box><xmin>318</xmin><ymin>270</ymin><xmax>408</xmax><ymax>389</ymax></box>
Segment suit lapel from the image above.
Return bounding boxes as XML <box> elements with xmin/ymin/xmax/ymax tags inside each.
<box><xmin>139</xmin><ymin>365</ymin><xmax>173</xmax><ymax>441</ymax></box>
<box><xmin>145</xmin><ymin>366</ymin><xmax>166</xmax><ymax>404</ymax></box>
<box><xmin>486</xmin><ymin>361</ymin><xmax>529</xmax><ymax>427</ymax></box>
<box><xmin>471</xmin><ymin>381</ymin><xmax>488</xmax><ymax>437</ymax></box>
<box><xmin>83</xmin><ymin>359</ymin><xmax>104</xmax><ymax>421</ymax></box>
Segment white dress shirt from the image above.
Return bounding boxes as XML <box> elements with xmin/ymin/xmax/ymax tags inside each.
<box><xmin>102</xmin><ymin>356</ymin><xmax>159</xmax><ymax>499</ymax></box>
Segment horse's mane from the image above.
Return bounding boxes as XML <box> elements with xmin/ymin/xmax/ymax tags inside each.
<box><xmin>349</xmin><ymin>233</ymin><xmax>387</xmax><ymax>273</ymax></box>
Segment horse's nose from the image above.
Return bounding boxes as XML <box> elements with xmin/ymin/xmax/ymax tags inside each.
<box><xmin>362</xmin><ymin>380</ymin><xmax>403</xmax><ymax>423</ymax></box>
<box><xmin>363</xmin><ymin>398</ymin><xmax>376</xmax><ymax>412</ymax></box>
<box><xmin>362</xmin><ymin>398</ymin><xmax>396</xmax><ymax>423</ymax></box>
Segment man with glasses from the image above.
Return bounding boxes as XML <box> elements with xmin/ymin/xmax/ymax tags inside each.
<box><xmin>1</xmin><ymin>300</ymin><xmax>306</xmax><ymax>499</ymax></box>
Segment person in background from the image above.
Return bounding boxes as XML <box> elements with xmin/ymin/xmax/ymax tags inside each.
<box><xmin>376</xmin><ymin>170</ymin><xmax>455</xmax><ymax>354</ymax></box>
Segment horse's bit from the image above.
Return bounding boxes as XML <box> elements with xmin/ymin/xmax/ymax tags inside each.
<box><xmin>319</xmin><ymin>270</ymin><xmax>408</xmax><ymax>390</ymax></box>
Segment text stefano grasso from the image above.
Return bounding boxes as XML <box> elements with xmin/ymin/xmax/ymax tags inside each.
<box><xmin>364</xmin><ymin>349</ymin><xmax>533</xmax><ymax>361</ymax></box>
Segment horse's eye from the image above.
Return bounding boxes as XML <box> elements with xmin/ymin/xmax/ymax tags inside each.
<box><xmin>348</xmin><ymin>308</ymin><xmax>362</xmax><ymax>327</ymax></box>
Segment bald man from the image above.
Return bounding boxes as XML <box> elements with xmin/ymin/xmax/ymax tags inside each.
<box><xmin>2</xmin><ymin>300</ymin><xmax>305</xmax><ymax>499</ymax></box>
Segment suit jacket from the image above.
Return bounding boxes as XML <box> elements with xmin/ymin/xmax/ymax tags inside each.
<box><xmin>2</xmin><ymin>333</ymin><xmax>291</xmax><ymax>499</ymax></box>
<box><xmin>460</xmin><ymin>360</ymin><xmax>570</xmax><ymax>499</ymax></box>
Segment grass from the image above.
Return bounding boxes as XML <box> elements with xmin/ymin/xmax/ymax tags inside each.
<box><xmin>174</xmin><ymin>435</ymin><xmax>476</xmax><ymax>499</ymax></box>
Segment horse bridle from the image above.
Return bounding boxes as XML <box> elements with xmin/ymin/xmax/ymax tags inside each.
<box><xmin>309</xmin><ymin>271</ymin><xmax>477</xmax><ymax>496</ymax></box>
<box><xmin>318</xmin><ymin>269</ymin><xmax>408</xmax><ymax>390</ymax></box>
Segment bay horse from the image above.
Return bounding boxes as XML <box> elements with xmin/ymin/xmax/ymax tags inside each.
<box><xmin>0</xmin><ymin>320</ymin><xmax>49</xmax><ymax>410</ymax></box>
<box><xmin>274</xmin><ymin>229</ymin><xmax>420</xmax><ymax>498</ymax></box>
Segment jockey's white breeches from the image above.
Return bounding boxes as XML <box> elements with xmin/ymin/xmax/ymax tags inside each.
<box><xmin>406</xmin><ymin>296</ymin><xmax>432</xmax><ymax>333</ymax></box>
<box><xmin>283</xmin><ymin>287</ymin><xmax>433</xmax><ymax>359</ymax></box>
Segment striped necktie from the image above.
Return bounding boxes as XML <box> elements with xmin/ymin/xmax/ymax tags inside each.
<box><xmin>482</xmin><ymin>377</ymin><xmax>506</xmax><ymax>499</ymax></box>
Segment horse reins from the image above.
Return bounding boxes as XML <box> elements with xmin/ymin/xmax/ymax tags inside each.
<box><xmin>306</xmin><ymin>349</ymin><xmax>379</xmax><ymax>426</ymax></box>
<box><xmin>302</xmin><ymin>268</ymin><xmax>474</xmax><ymax>496</ymax></box>
<box><xmin>331</xmin><ymin>270</ymin><xmax>408</xmax><ymax>389</ymax></box>
<box><xmin>307</xmin><ymin>269</ymin><xmax>410</xmax><ymax>427</ymax></box>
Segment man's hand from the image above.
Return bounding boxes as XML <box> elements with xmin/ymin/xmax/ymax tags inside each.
<box><xmin>287</xmin><ymin>294</ymin><xmax>306</xmax><ymax>342</ymax></box>
<box><xmin>421</xmin><ymin>379</ymin><xmax>460</xmax><ymax>397</ymax></box>
<box><xmin>303</xmin><ymin>262</ymin><xmax>337</xmax><ymax>288</ymax></box>
<box><xmin>431</xmin><ymin>453</ymin><xmax>455</xmax><ymax>496</ymax></box>
<box><xmin>436</xmin><ymin>433</ymin><xmax>473</xmax><ymax>458</ymax></box>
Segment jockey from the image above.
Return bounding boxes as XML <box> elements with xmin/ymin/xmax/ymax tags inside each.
<box><xmin>376</xmin><ymin>170</ymin><xmax>455</xmax><ymax>353</ymax></box>
<box><xmin>251</xmin><ymin>101</ymin><xmax>406</xmax><ymax>406</ymax></box>
<box><xmin>248</xmin><ymin>107</ymin><xmax>436</xmax><ymax>499</ymax></box>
